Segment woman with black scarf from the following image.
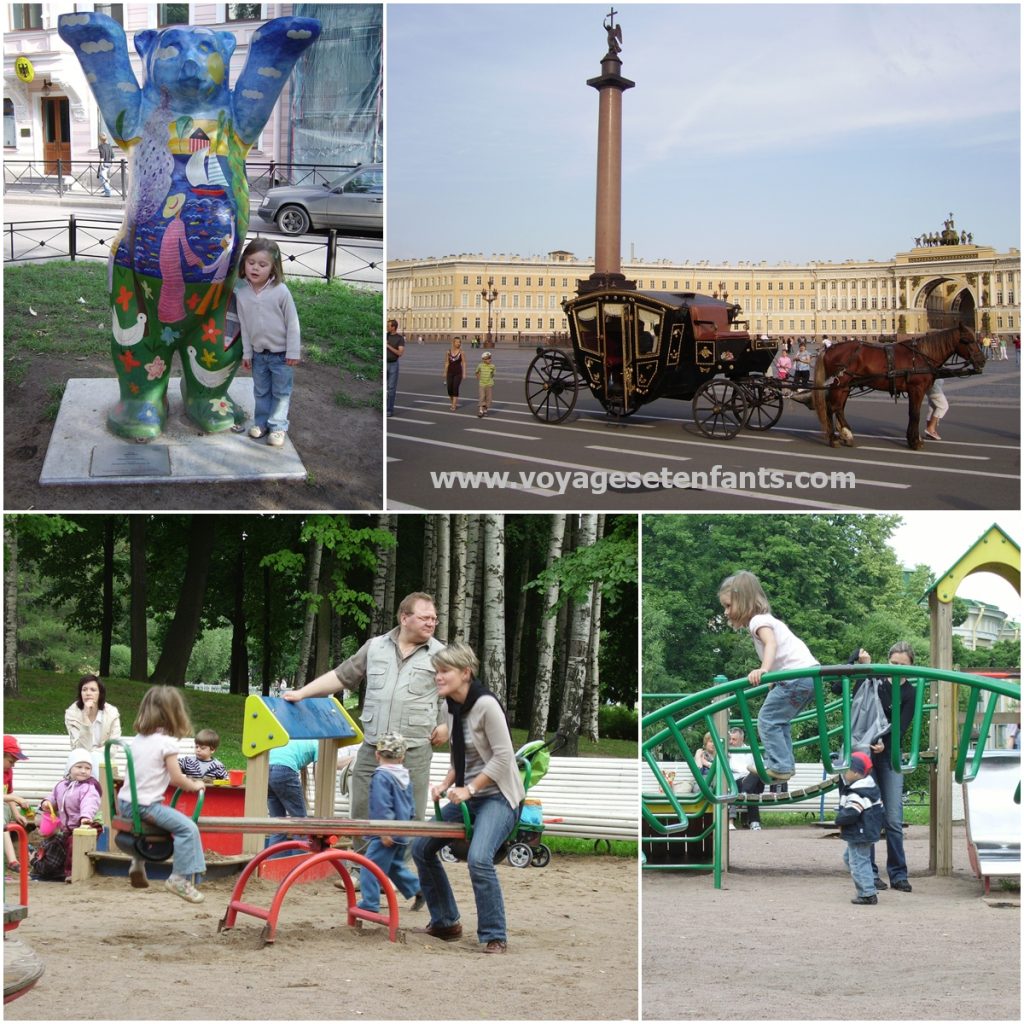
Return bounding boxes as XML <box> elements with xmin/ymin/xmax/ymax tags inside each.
<box><xmin>412</xmin><ymin>642</ymin><xmax>525</xmax><ymax>954</ymax></box>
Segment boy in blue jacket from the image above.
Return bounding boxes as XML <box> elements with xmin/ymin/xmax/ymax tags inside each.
<box><xmin>357</xmin><ymin>732</ymin><xmax>424</xmax><ymax>914</ymax></box>
<box><xmin>835</xmin><ymin>750</ymin><xmax>885</xmax><ymax>905</ymax></box>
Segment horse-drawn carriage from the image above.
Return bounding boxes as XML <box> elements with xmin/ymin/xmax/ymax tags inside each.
<box><xmin>525</xmin><ymin>285</ymin><xmax>781</xmax><ymax>438</ymax></box>
<box><xmin>523</xmin><ymin>283</ymin><xmax>985</xmax><ymax>448</ymax></box>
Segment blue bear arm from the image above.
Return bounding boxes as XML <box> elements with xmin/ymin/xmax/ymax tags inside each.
<box><xmin>57</xmin><ymin>12</ymin><xmax>142</xmax><ymax>143</ymax></box>
<box><xmin>232</xmin><ymin>17</ymin><xmax>321</xmax><ymax>144</ymax></box>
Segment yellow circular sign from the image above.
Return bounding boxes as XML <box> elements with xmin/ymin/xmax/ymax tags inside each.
<box><xmin>15</xmin><ymin>56</ymin><xmax>35</xmax><ymax>84</ymax></box>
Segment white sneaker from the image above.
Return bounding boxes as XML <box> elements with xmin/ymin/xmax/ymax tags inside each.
<box><xmin>268</xmin><ymin>431</ymin><xmax>286</xmax><ymax>447</ymax></box>
<box><xmin>165</xmin><ymin>876</ymin><xmax>204</xmax><ymax>903</ymax></box>
<box><xmin>750</xmin><ymin>822</ymin><xmax>762</xmax><ymax>831</ymax></box>
<box><xmin>728</xmin><ymin>822</ymin><xmax>736</xmax><ymax>831</ymax></box>
<box><xmin>248</xmin><ymin>425</ymin><xmax>266</xmax><ymax>439</ymax></box>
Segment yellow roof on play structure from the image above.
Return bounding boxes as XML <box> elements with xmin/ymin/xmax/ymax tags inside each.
<box><xmin>925</xmin><ymin>524</ymin><xmax>1020</xmax><ymax>604</ymax></box>
<box><xmin>241</xmin><ymin>695</ymin><xmax>363</xmax><ymax>758</ymax></box>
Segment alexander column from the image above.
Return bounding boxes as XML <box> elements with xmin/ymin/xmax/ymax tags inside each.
<box><xmin>581</xmin><ymin>8</ymin><xmax>635</xmax><ymax>294</ymax></box>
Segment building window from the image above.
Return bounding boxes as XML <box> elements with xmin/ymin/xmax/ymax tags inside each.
<box><xmin>3</xmin><ymin>99</ymin><xmax>15</xmax><ymax>148</ymax></box>
<box><xmin>11</xmin><ymin>4</ymin><xmax>42</xmax><ymax>29</ymax></box>
<box><xmin>499</xmin><ymin>317</ymin><xmax>506</xmax><ymax>329</ymax></box>
<box><xmin>94</xmin><ymin>4</ymin><xmax>125</xmax><ymax>25</ymax></box>
<box><xmin>461</xmin><ymin>317</ymin><xmax>468</xmax><ymax>329</ymax></box>
<box><xmin>512</xmin><ymin>318</ymin><xmax>519</xmax><ymax>329</ymax></box>
<box><xmin>500</xmin><ymin>276</ymin><xmax>507</xmax><ymax>286</ymax></box>
<box><xmin>476</xmin><ymin>276</ymin><xmax>482</xmax><ymax>286</ymax></box>
<box><xmin>513</xmin><ymin>276</ymin><xmax>519</xmax><ymax>286</ymax></box>
<box><xmin>525</xmin><ymin>277</ymin><xmax>531</xmax><ymax>286</ymax></box>
<box><xmin>157</xmin><ymin>4</ymin><xmax>189</xmax><ymax>25</ymax></box>
<box><xmin>474</xmin><ymin>317</ymin><xmax>481</xmax><ymax>329</ymax></box>
<box><xmin>462</xmin><ymin>275</ymin><xmax>469</xmax><ymax>285</ymax></box>
<box><xmin>225</xmin><ymin>4</ymin><xmax>263</xmax><ymax>21</ymax></box>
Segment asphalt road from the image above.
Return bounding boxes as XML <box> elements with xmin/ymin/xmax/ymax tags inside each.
<box><xmin>1</xmin><ymin>197</ymin><xmax>381</xmax><ymax>287</ymax></box>
<box><xmin>386</xmin><ymin>345</ymin><xmax>1021</xmax><ymax>511</ymax></box>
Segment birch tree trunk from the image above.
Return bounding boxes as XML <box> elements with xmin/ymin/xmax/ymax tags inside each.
<box><xmin>462</xmin><ymin>515</ymin><xmax>481</xmax><ymax>647</ymax></box>
<box><xmin>295</xmin><ymin>536</ymin><xmax>323</xmax><ymax>685</ymax></box>
<box><xmin>480</xmin><ymin>514</ymin><xmax>507</xmax><ymax>703</ymax></box>
<box><xmin>129</xmin><ymin>515</ymin><xmax>148</xmax><ymax>683</ymax></box>
<box><xmin>3</xmin><ymin>520</ymin><xmax>18</xmax><ymax>697</ymax></box>
<box><xmin>449</xmin><ymin>515</ymin><xmax>468</xmax><ymax>642</ymax></box>
<box><xmin>422</xmin><ymin>516</ymin><xmax>437</xmax><ymax>598</ymax></box>
<box><xmin>556</xmin><ymin>514</ymin><xmax>599</xmax><ymax>755</ymax></box>
<box><xmin>370</xmin><ymin>514</ymin><xmax>395</xmax><ymax>637</ymax></box>
<box><xmin>506</xmin><ymin>554</ymin><xmax>531</xmax><ymax>723</ymax></box>
<box><xmin>529</xmin><ymin>514</ymin><xmax>566</xmax><ymax>740</ymax></box>
<box><xmin>435</xmin><ymin>514</ymin><xmax>451</xmax><ymax>641</ymax></box>
<box><xmin>582</xmin><ymin>515</ymin><xmax>606</xmax><ymax>741</ymax></box>
<box><xmin>382</xmin><ymin>515</ymin><xmax>398</xmax><ymax>633</ymax></box>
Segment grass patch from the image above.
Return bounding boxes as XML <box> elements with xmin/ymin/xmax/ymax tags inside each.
<box><xmin>544</xmin><ymin>836</ymin><xmax>635</xmax><ymax>858</ymax></box>
<box><xmin>44</xmin><ymin>381</ymin><xmax>66</xmax><ymax>420</ymax></box>
<box><xmin>4</xmin><ymin>670</ymin><xmax>637</xmax><ymax>768</ymax></box>
<box><xmin>2</xmin><ymin>264</ymin><xmax>382</xmax><ymax>394</ymax></box>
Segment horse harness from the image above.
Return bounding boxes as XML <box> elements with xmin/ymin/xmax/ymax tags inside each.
<box><xmin>827</xmin><ymin>339</ymin><xmax>965</xmax><ymax>397</ymax></box>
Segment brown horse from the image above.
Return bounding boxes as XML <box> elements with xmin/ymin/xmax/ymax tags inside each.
<box><xmin>812</xmin><ymin>325</ymin><xmax>984</xmax><ymax>449</ymax></box>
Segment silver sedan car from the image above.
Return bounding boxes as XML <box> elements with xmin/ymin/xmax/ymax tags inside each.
<box><xmin>255</xmin><ymin>164</ymin><xmax>383</xmax><ymax>236</ymax></box>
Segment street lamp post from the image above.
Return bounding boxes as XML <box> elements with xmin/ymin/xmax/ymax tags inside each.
<box><xmin>481</xmin><ymin>276</ymin><xmax>499</xmax><ymax>347</ymax></box>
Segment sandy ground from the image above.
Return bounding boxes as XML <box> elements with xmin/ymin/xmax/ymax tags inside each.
<box><xmin>643</xmin><ymin>822</ymin><xmax>1020</xmax><ymax>1021</ymax></box>
<box><xmin>5</xmin><ymin>853</ymin><xmax>637</xmax><ymax>1021</ymax></box>
<box><xmin>4</xmin><ymin>352</ymin><xmax>382</xmax><ymax>510</ymax></box>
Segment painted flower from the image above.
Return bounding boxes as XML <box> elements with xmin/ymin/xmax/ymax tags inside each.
<box><xmin>145</xmin><ymin>355</ymin><xmax>167</xmax><ymax>381</ymax></box>
<box><xmin>129</xmin><ymin>383</ymin><xmax>140</xmax><ymax>394</ymax></box>
<box><xmin>208</xmin><ymin>398</ymin><xmax>232</xmax><ymax>416</ymax></box>
<box><xmin>114</xmin><ymin>285</ymin><xmax>133</xmax><ymax>312</ymax></box>
<box><xmin>200</xmin><ymin>348</ymin><xmax>218</xmax><ymax>369</ymax></box>
<box><xmin>201</xmin><ymin>318</ymin><xmax>223</xmax><ymax>345</ymax></box>
<box><xmin>118</xmin><ymin>349</ymin><xmax>141</xmax><ymax>372</ymax></box>
<box><xmin>161</xmin><ymin>326</ymin><xmax>178</xmax><ymax>345</ymax></box>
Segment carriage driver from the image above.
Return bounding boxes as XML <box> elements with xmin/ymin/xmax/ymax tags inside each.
<box><xmin>284</xmin><ymin>592</ymin><xmax>449</xmax><ymax>851</ymax></box>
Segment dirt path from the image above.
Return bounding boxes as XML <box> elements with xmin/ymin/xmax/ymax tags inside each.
<box><xmin>643</xmin><ymin>823</ymin><xmax>1020</xmax><ymax>1020</ymax></box>
<box><xmin>4</xmin><ymin>353</ymin><xmax>382</xmax><ymax>510</ymax></box>
<box><xmin>6</xmin><ymin>854</ymin><xmax>637</xmax><ymax>1020</ymax></box>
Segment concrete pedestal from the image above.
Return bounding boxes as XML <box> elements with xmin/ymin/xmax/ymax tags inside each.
<box><xmin>40</xmin><ymin>378</ymin><xmax>306</xmax><ymax>485</ymax></box>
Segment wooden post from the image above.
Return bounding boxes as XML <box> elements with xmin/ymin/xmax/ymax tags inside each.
<box><xmin>70</xmin><ymin>826</ymin><xmax>97</xmax><ymax>882</ymax></box>
<box><xmin>314</xmin><ymin>738</ymin><xmax>340</xmax><ymax>819</ymax></box>
<box><xmin>243</xmin><ymin>751</ymin><xmax>270</xmax><ymax>856</ymax></box>
<box><xmin>930</xmin><ymin>593</ymin><xmax>955</xmax><ymax>875</ymax></box>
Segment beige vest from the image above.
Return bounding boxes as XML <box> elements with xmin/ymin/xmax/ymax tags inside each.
<box><xmin>360</xmin><ymin>632</ymin><xmax>444</xmax><ymax>746</ymax></box>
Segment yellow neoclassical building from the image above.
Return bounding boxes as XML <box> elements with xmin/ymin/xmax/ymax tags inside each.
<box><xmin>387</xmin><ymin>222</ymin><xmax>1020</xmax><ymax>346</ymax></box>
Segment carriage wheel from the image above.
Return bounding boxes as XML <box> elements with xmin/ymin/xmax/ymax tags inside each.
<box><xmin>692</xmin><ymin>379</ymin><xmax>748</xmax><ymax>439</ymax></box>
<box><xmin>741</xmin><ymin>377</ymin><xmax>784</xmax><ymax>431</ymax></box>
<box><xmin>439</xmin><ymin>845</ymin><xmax>458</xmax><ymax>864</ymax></box>
<box><xmin>531</xmin><ymin>844</ymin><xmax>552</xmax><ymax>868</ymax></box>
<box><xmin>525</xmin><ymin>349</ymin><xmax>579</xmax><ymax>423</ymax></box>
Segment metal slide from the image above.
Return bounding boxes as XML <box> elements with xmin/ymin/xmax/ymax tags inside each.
<box><xmin>963</xmin><ymin>748</ymin><xmax>1021</xmax><ymax>893</ymax></box>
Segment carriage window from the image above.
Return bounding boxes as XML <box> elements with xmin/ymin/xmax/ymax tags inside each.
<box><xmin>574</xmin><ymin>304</ymin><xmax>600</xmax><ymax>355</ymax></box>
<box><xmin>637</xmin><ymin>308</ymin><xmax>661</xmax><ymax>356</ymax></box>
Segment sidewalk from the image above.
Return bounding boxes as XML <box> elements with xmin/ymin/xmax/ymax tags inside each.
<box><xmin>3</xmin><ymin>184</ymin><xmax>261</xmax><ymax>218</ymax></box>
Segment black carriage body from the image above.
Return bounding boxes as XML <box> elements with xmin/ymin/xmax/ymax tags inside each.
<box><xmin>561</xmin><ymin>288</ymin><xmax>775</xmax><ymax>414</ymax></box>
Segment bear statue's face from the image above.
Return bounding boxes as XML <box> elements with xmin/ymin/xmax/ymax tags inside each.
<box><xmin>138</xmin><ymin>26</ymin><xmax>235</xmax><ymax>111</ymax></box>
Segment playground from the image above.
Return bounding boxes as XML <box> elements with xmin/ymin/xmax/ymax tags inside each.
<box><xmin>643</xmin><ymin>820</ymin><xmax>1019</xmax><ymax>1020</ymax></box>
<box><xmin>6</xmin><ymin>850</ymin><xmax>636</xmax><ymax>1020</ymax></box>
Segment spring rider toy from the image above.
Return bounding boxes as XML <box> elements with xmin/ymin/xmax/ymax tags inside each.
<box><xmin>58</xmin><ymin>12</ymin><xmax>321</xmax><ymax>440</ymax></box>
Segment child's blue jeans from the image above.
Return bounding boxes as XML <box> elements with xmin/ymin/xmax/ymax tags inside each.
<box><xmin>844</xmin><ymin>840</ymin><xmax>876</xmax><ymax>897</ymax></box>
<box><xmin>757</xmin><ymin>676</ymin><xmax>816</xmax><ymax>774</ymax></box>
<box><xmin>119</xmin><ymin>798</ymin><xmax>206</xmax><ymax>878</ymax></box>
<box><xmin>251</xmin><ymin>351</ymin><xmax>294</xmax><ymax>433</ymax></box>
<box><xmin>357</xmin><ymin>837</ymin><xmax>420</xmax><ymax>911</ymax></box>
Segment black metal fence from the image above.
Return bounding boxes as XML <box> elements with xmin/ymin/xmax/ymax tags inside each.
<box><xmin>2</xmin><ymin>160</ymin><xmax>357</xmax><ymax>201</ymax></box>
<box><xmin>2</xmin><ymin>214</ymin><xmax>380</xmax><ymax>285</ymax></box>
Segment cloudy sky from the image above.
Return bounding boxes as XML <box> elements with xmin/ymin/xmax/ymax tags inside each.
<box><xmin>889</xmin><ymin>513</ymin><xmax>1020</xmax><ymax>614</ymax></box>
<box><xmin>386</xmin><ymin>3</ymin><xmax>1021</xmax><ymax>264</ymax></box>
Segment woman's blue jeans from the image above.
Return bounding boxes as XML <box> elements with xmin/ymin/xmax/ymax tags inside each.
<box><xmin>266</xmin><ymin>764</ymin><xmax>307</xmax><ymax>855</ymax></box>
<box><xmin>412</xmin><ymin>795</ymin><xmax>516</xmax><ymax>943</ymax></box>
<box><xmin>869</xmin><ymin>752</ymin><xmax>908</xmax><ymax>883</ymax></box>
<box><xmin>757</xmin><ymin>676</ymin><xmax>816</xmax><ymax>774</ymax></box>
<box><xmin>118</xmin><ymin>799</ymin><xmax>206</xmax><ymax>878</ymax></box>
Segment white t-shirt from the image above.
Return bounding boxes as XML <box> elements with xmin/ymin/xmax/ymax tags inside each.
<box><xmin>124</xmin><ymin>730</ymin><xmax>179</xmax><ymax>807</ymax></box>
<box><xmin>728</xmin><ymin>750</ymin><xmax>753</xmax><ymax>778</ymax></box>
<box><xmin>747</xmin><ymin>613</ymin><xmax>818</xmax><ymax>672</ymax></box>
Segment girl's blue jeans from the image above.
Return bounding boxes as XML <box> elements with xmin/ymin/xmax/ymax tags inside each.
<box><xmin>757</xmin><ymin>676</ymin><xmax>816</xmax><ymax>774</ymax></box>
<box><xmin>357</xmin><ymin>837</ymin><xmax>420</xmax><ymax>911</ymax></box>
<box><xmin>251</xmin><ymin>351</ymin><xmax>294</xmax><ymax>432</ymax></box>
<box><xmin>266</xmin><ymin>764</ymin><xmax>307</xmax><ymax>855</ymax></box>
<box><xmin>412</xmin><ymin>794</ymin><xmax>516</xmax><ymax>943</ymax></box>
<box><xmin>118</xmin><ymin>798</ymin><xmax>205</xmax><ymax>878</ymax></box>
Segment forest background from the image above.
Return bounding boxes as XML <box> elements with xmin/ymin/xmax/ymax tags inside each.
<box><xmin>4</xmin><ymin>513</ymin><xmax>637</xmax><ymax>760</ymax></box>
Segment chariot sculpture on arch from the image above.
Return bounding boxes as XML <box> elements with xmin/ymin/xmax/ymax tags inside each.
<box><xmin>57</xmin><ymin>12</ymin><xmax>321</xmax><ymax>440</ymax></box>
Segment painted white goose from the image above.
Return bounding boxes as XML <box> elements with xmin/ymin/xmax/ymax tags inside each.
<box><xmin>111</xmin><ymin>310</ymin><xmax>148</xmax><ymax>346</ymax></box>
<box><xmin>186</xmin><ymin>345</ymin><xmax>235</xmax><ymax>389</ymax></box>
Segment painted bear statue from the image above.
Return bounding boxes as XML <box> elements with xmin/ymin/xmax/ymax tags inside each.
<box><xmin>58</xmin><ymin>12</ymin><xmax>320</xmax><ymax>440</ymax></box>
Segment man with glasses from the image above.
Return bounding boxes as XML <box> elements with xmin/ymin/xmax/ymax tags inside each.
<box><xmin>284</xmin><ymin>592</ymin><xmax>447</xmax><ymax>844</ymax></box>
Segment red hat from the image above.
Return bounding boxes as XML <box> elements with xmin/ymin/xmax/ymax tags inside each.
<box><xmin>849</xmin><ymin>750</ymin><xmax>872</xmax><ymax>776</ymax></box>
<box><xmin>3</xmin><ymin>735</ymin><xmax>27</xmax><ymax>761</ymax></box>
